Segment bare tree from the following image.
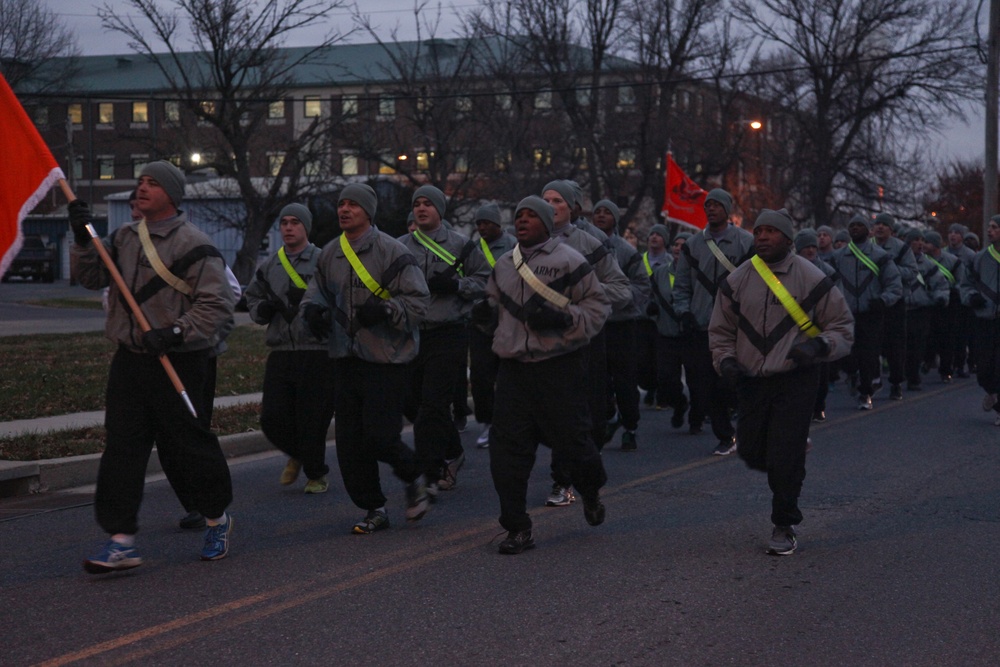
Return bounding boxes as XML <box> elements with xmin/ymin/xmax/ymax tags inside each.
<box><xmin>98</xmin><ymin>0</ymin><xmax>352</xmax><ymax>284</ymax></box>
<box><xmin>0</xmin><ymin>0</ymin><xmax>80</xmax><ymax>92</ymax></box>
<box><xmin>733</xmin><ymin>0</ymin><xmax>982</xmax><ymax>227</ymax></box>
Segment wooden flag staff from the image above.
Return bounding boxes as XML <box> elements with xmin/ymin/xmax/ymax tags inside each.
<box><xmin>59</xmin><ymin>179</ymin><xmax>199</xmax><ymax>419</ymax></box>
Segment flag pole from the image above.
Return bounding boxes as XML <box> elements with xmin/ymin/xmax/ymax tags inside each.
<box><xmin>59</xmin><ymin>178</ymin><xmax>199</xmax><ymax>419</ymax></box>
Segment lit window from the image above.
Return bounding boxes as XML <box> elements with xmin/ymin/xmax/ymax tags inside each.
<box><xmin>455</xmin><ymin>96</ymin><xmax>473</xmax><ymax>116</ymax></box>
<box><xmin>378</xmin><ymin>95</ymin><xmax>395</xmax><ymax>119</ymax></box>
<box><xmin>496</xmin><ymin>94</ymin><xmax>512</xmax><ymax>112</ymax></box>
<box><xmin>378</xmin><ymin>151</ymin><xmax>396</xmax><ymax>175</ymax></box>
<box><xmin>268</xmin><ymin>100</ymin><xmax>285</xmax><ymax>119</ymax></box>
<box><xmin>131</xmin><ymin>156</ymin><xmax>149</xmax><ymax>178</ymax></box>
<box><xmin>416</xmin><ymin>151</ymin><xmax>434</xmax><ymax>171</ymax></box>
<box><xmin>494</xmin><ymin>151</ymin><xmax>510</xmax><ymax>172</ymax></box>
<box><xmin>303</xmin><ymin>159</ymin><xmax>321</xmax><ymax>177</ymax></box>
<box><xmin>574</xmin><ymin>147</ymin><xmax>588</xmax><ymax>170</ymax></box>
<box><xmin>304</xmin><ymin>95</ymin><xmax>322</xmax><ymax>118</ymax></box>
<box><xmin>534</xmin><ymin>91</ymin><xmax>552</xmax><ymax>110</ymax></box>
<box><xmin>533</xmin><ymin>148</ymin><xmax>552</xmax><ymax>169</ymax></box>
<box><xmin>617</xmin><ymin>148</ymin><xmax>636</xmax><ymax>169</ymax></box>
<box><xmin>98</xmin><ymin>156</ymin><xmax>115</xmax><ymax>180</ymax></box>
<box><xmin>200</xmin><ymin>100</ymin><xmax>216</xmax><ymax>116</ymax></box>
<box><xmin>165</xmin><ymin>101</ymin><xmax>180</xmax><ymax>122</ymax></box>
<box><xmin>132</xmin><ymin>102</ymin><xmax>148</xmax><ymax>123</ymax></box>
<box><xmin>268</xmin><ymin>151</ymin><xmax>285</xmax><ymax>176</ymax></box>
<box><xmin>98</xmin><ymin>103</ymin><xmax>114</xmax><ymax>124</ymax></box>
<box><xmin>341</xmin><ymin>153</ymin><xmax>358</xmax><ymax>176</ymax></box>
<box><xmin>68</xmin><ymin>104</ymin><xmax>82</xmax><ymax>124</ymax></box>
<box><xmin>454</xmin><ymin>152</ymin><xmax>469</xmax><ymax>174</ymax></box>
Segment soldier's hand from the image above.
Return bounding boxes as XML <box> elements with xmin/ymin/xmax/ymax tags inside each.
<box><xmin>646</xmin><ymin>301</ymin><xmax>659</xmax><ymax>317</ymax></box>
<box><xmin>786</xmin><ymin>337</ymin><xmax>829</xmax><ymax>366</ymax></box>
<box><xmin>526</xmin><ymin>306</ymin><xmax>573</xmax><ymax>332</ymax></box>
<box><xmin>679</xmin><ymin>311</ymin><xmax>698</xmax><ymax>335</ymax></box>
<box><xmin>356</xmin><ymin>300</ymin><xmax>390</xmax><ymax>327</ymax></box>
<box><xmin>471</xmin><ymin>299</ymin><xmax>495</xmax><ymax>326</ymax></box>
<box><xmin>427</xmin><ymin>273</ymin><xmax>460</xmax><ymax>294</ymax></box>
<box><xmin>142</xmin><ymin>325</ymin><xmax>184</xmax><ymax>356</ymax></box>
<box><xmin>286</xmin><ymin>286</ymin><xmax>306</xmax><ymax>308</ymax></box>
<box><xmin>719</xmin><ymin>357</ymin><xmax>746</xmax><ymax>387</ymax></box>
<box><xmin>969</xmin><ymin>293</ymin><xmax>987</xmax><ymax>308</ymax></box>
<box><xmin>303</xmin><ymin>303</ymin><xmax>331</xmax><ymax>339</ymax></box>
<box><xmin>68</xmin><ymin>200</ymin><xmax>93</xmax><ymax>247</ymax></box>
<box><xmin>256</xmin><ymin>300</ymin><xmax>279</xmax><ymax>321</ymax></box>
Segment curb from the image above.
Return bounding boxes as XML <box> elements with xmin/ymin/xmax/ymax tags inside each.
<box><xmin>0</xmin><ymin>421</ymin><xmax>336</xmax><ymax>498</ymax></box>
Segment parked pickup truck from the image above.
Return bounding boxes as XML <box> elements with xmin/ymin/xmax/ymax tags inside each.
<box><xmin>3</xmin><ymin>236</ymin><xmax>57</xmax><ymax>282</ymax></box>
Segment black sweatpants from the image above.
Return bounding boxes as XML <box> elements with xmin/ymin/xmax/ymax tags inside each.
<box><xmin>904</xmin><ymin>308</ymin><xmax>931</xmax><ymax>387</ymax></box>
<box><xmin>636</xmin><ymin>319</ymin><xmax>659</xmax><ymax>396</ymax></box>
<box><xmin>974</xmin><ymin>318</ymin><xmax>1000</xmax><ymax>396</ymax></box>
<box><xmin>550</xmin><ymin>330</ymin><xmax>606</xmax><ymax>487</ymax></box>
<box><xmin>468</xmin><ymin>326</ymin><xmax>498</xmax><ymax>425</ymax></box>
<box><xmin>881</xmin><ymin>301</ymin><xmax>906</xmax><ymax>386</ymax></box>
<box><xmin>655</xmin><ymin>335</ymin><xmax>688</xmax><ymax>414</ymax></box>
<box><xmin>260</xmin><ymin>350</ymin><xmax>336</xmax><ymax>481</ymax></box>
<box><xmin>604</xmin><ymin>319</ymin><xmax>640</xmax><ymax>431</ymax></box>
<box><xmin>334</xmin><ymin>358</ymin><xmax>421</xmax><ymax>511</ymax></box>
<box><xmin>843</xmin><ymin>310</ymin><xmax>883</xmax><ymax>396</ymax></box>
<box><xmin>490</xmin><ymin>351</ymin><xmax>608</xmax><ymax>533</ymax></box>
<box><xmin>96</xmin><ymin>347</ymin><xmax>233</xmax><ymax>535</ymax></box>
<box><xmin>409</xmin><ymin>323</ymin><xmax>467</xmax><ymax>480</ymax></box>
<box><xmin>736</xmin><ymin>366</ymin><xmax>819</xmax><ymax>527</ymax></box>
<box><xmin>685</xmin><ymin>331</ymin><xmax>735</xmax><ymax>441</ymax></box>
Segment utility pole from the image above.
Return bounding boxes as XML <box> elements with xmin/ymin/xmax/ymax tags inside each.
<box><xmin>985</xmin><ymin>0</ymin><xmax>1000</xmax><ymax>234</ymax></box>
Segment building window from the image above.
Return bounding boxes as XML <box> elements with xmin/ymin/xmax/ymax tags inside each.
<box><xmin>617</xmin><ymin>148</ymin><xmax>636</xmax><ymax>169</ymax></box>
<box><xmin>165</xmin><ymin>101</ymin><xmax>180</xmax><ymax>123</ymax></box>
<box><xmin>304</xmin><ymin>95</ymin><xmax>322</xmax><ymax>118</ymax></box>
<box><xmin>576</xmin><ymin>88</ymin><xmax>592</xmax><ymax>107</ymax></box>
<box><xmin>267</xmin><ymin>151</ymin><xmax>285</xmax><ymax>176</ymax></box>
<box><xmin>132</xmin><ymin>102</ymin><xmax>148</xmax><ymax>123</ymax></box>
<box><xmin>378</xmin><ymin>151</ymin><xmax>396</xmax><ymax>175</ymax></box>
<box><xmin>378</xmin><ymin>95</ymin><xmax>395</xmax><ymax>119</ymax></box>
<box><xmin>455</xmin><ymin>96</ymin><xmax>472</xmax><ymax>117</ymax></box>
<box><xmin>496</xmin><ymin>94</ymin><xmax>512</xmax><ymax>113</ymax></box>
<box><xmin>533</xmin><ymin>148</ymin><xmax>552</xmax><ymax>170</ymax></box>
<box><xmin>574</xmin><ymin>147</ymin><xmax>588</xmax><ymax>170</ymax></box>
<box><xmin>617</xmin><ymin>86</ymin><xmax>636</xmax><ymax>109</ymax></box>
<box><xmin>268</xmin><ymin>100</ymin><xmax>285</xmax><ymax>120</ymax></box>
<box><xmin>454</xmin><ymin>152</ymin><xmax>469</xmax><ymax>174</ymax></box>
<box><xmin>131</xmin><ymin>156</ymin><xmax>149</xmax><ymax>178</ymax></box>
<box><xmin>98</xmin><ymin>156</ymin><xmax>115</xmax><ymax>180</ymax></box>
<box><xmin>534</xmin><ymin>91</ymin><xmax>552</xmax><ymax>110</ymax></box>
<box><xmin>416</xmin><ymin>151</ymin><xmax>434</xmax><ymax>171</ymax></box>
<box><xmin>68</xmin><ymin>103</ymin><xmax>83</xmax><ymax>125</ymax></box>
<box><xmin>341</xmin><ymin>95</ymin><xmax>358</xmax><ymax>120</ymax></box>
<box><xmin>494</xmin><ymin>151</ymin><xmax>510</xmax><ymax>172</ymax></box>
<box><xmin>303</xmin><ymin>159</ymin><xmax>322</xmax><ymax>177</ymax></box>
<box><xmin>72</xmin><ymin>157</ymin><xmax>83</xmax><ymax>180</ymax></box>
<box><xmin>33</xmin><ymin>106</ymin><xmax>49</xmax><ymax>126</ymax></box>
<box><xmin>341</xmin><ymin>153</ymin><xmax>358</xmax><ymax>176</ymax></box>
<box><xmin>98</xmin><ymin>103</ymin><xmax>114</xmax><ymax>125</ymax></box>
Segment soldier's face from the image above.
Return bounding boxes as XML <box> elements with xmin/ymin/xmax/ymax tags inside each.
<box><xmin>799</xmin><ymin>245</ymin><xmax>818</xmax><ymax>261</ymax></box>
<box><xmin>848</xmin><ymin>222</ymin><xmax>870</xmax><ymax>244</ymax></box>
<box><xmin>988</xmin><ymin>221</ymin><xmax>1000</xmax><ymax>246</ymax></box>
<box><xmin>873</xmin><ymin>223</ymin><xmax>891</xmax><ymax>243</ymax></box>
<box><xmin>948</xmin><ymin>230</ymin><xmax>964</xmax><ymax>247</ymax></box>
<box><xmin>476</xmin><ymin>220</ymin><xmax>501</xmax><ymax>243</ymax></box>
<box><xmin>704</xmin><ymin>200</ymin><xmax>728</xmax><ymax>227</ymax></box>
<box><xmin>514</xmin><ymin>208</ymin><xmax>549</xmax><ymax>246</ymax></box>
<box><xmin>542</xmin><ymin>190</ymin><xmax>572</xmax><ymax>227</ymax></box>
<box><xmin>647</xmin><ymin>233</ymin><xmax>665</xmax><ymax>253</ymax></box>
<box><xmin>280</xmin><ymin>217</ymin><xmax>308</xmax><ymax>252</ymax></box>
<box><xmin>134</xmin><ymin>176</ymin><xmax>175</xmax><ymax>221</ymax></box>
<box><xmin>592</xmin><ymin>207</ymin><xmax>616</xmax><ymax>234</ymax></box>
<box><xmin>338</xmin><ymin>199</ymin><xmax>371</xmax><ymax>237</ymax></box>
<box><xmin>753</xmin><ymin>225</ymin><xmax>791</xmax><ymax>262</ymax></box>
<box><xmin>671</xmin><ymin>237</ymin><xmax>685</xmax><ymax>261</ymax></box>
<box><xmin>412</xmin><ymin>197</ymin><xmax>441</xmax><ymax>230</ymax></box>
<box><xmin>909</xmin><ymin>238</ymin><xmax>923</xmax><ymax>254</ymax></box>
<box><xmin>817</xmin><ymin>231</ymin><xmax>832</xmax><ymax>248</ymax></box>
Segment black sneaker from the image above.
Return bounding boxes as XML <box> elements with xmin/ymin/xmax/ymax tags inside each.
<box><xmin>498</xmin><ymin>529</ymin><xmax>535</xmax><ymax>554</ymax></box>
<box><xmin>582</xmin><ymin>492</ymin><xmax>606</xmax><ymax>526</ymax></box>
<box><xmin>767</xmin><ymin>525</ymin><xmax>797</xmax><ymax>555</ymax></box>
<box><xmin>454</xmin><ymin>414</ymin><xmax>468</xmax><ymax>433</ymax></box>
<box><xmin>621</xmin><ymin>431</ymin><xmax>637</xmax><ymax>451</ymax></box>
<box><xmin>713</xmin><ymin>437</ymin><xmax>737</xmax><ymax>456</ymax></box>
<box><xmin>179</xmin><ymin>511</ymin><xmax>206</xmax><ymax>530</ymax></box>
<box><xmin>889</xmin><ymin>384</ymin><xmax>903</xmax><ymax>400</ymax></box>
<box><xmin>811</xmin><ymin>410</ymin><xmax>826</xmax><ymax>423</ymax></box>
<box><xmin>352</xmin><ymin>509</ymin><xmax>390</xmax><ymax>534</ymax></box>
<box><xmin>642</xmin><ymin>392</ymin><xmax>656</xmax><ymax>407</ymax></box>
<box><xmin>671</xmin><ymin>400</ymin><xmax>687</xmax><ymax>429</ymax></box>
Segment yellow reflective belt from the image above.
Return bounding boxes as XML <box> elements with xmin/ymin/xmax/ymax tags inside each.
<box><xmin>848</xmin><ymin>240</ymin><xmax>880</xmax><ymax>275</ymax></box>
<box><xmin>277</xmin><ymin>247</ymin><xmax>308</xmax><ymax>290</ymax></box>
<box><xmin>480</xmin><ymin>238</ymin><xmax>497</xmax><ymax>268</ymax></box>
<box><xmin>642</xmin><ymin>252</ymin><xmax>653</xmax><ymax>276</ymax></box>
<box><xmin>989</xmin><ymin>244</ymin><xmax>1000</xmax><ymax>266</ymax></box>
<box><xmin>927</xmin><ymin>256</ymin><xmax>955</xmax><ymax>284</ymax></box>
<box><xmin>751</xmin><ymin>255</ymin><xmax>821</xmax><ymax>338</ymax></box>
<box><xmin>669</xmin><ymin>272</ymin><xmax>675</xmax><ymax>289</ymax></box>
<box><xmin>414</xmin><ymin>229</ymin><xmax>464</xmax><ymax>276</ymax></box>
<box><xmin>340</xmin><ymin>234</ymin><xmax>390</xmax><ymax>300</ymax></box>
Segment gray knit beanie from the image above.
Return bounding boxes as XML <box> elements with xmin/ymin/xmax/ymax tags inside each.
<box><xmin>705</xmin><ymin>188</ymin><xmax>733</xmax><ymax>217</ymax></box>
<box><xmin>278</xmin><ymin>203</ymin><xmax>312</xmax><ymax>234</ymax></box>
<box><xmin>949</xmin><ymin>223</ymin><xmax>968</xmax><ymax>235</ymax></box>
<box><xmin>412</xmin><ymin>185</ymin><xmax>447</xmax><ymax>219</ymax></box>
<box><xmin>542</xmin><ymin>180</ymin><xmax>576</xmax><ymax>208</ymax></box>
<box><xmin>835</xmin><ymin>229</ymin><xmax>851</xmax><ymax>243</ymax></box>
<box><xmin>339</xmin><ymin>183</ymin><xmax>378</xmax><ymax>222</ymax></box>
<box><xmin>139</xmin><ymin>160</ymin><xmax>185</xmax><ymax>208</ymax></box>
<box><xmin>965</xmin><ymin>231</ymin><xmax>980</xmax><ymax>246</ymax></box>
<box><xmin>904</xmin><ymin>228</ymin><xmax>924</xmax><ymax>244</ymax></box>
<box><xmin>593</xmin><ymin>199</ymin><xmax>621</xmax><ymax>225</ymax></box>
<box><xmin>816</xmin><ymin>225</ymin><xmax>834</xmax><ymax>237</ymax></box>
<box><xmin>648</xmin><ymin>223</ymin><xmax>670</xmax><ymax>243</ymax></box>
<box><xmin>566</xmin><ymin>180</ymin><xmax>584</xmax><ymax>208</ymax></box>
<box><xmin>475</xmin><ymin>203</ymin><xmax>502</xmax><ymax>226</ymax></box>
<box><xmin>515</xmin><ymin>195</ymin><xmax>555</xmax><ymax>233</ymax></box>
<box><xmin>754</xmin><ymin>208</ymin><xmax>795</xmax><ymax>240</ymax></box>
<box><xmin>924</xmin><ymin>231</ymin><xmax>943</xmax><ymax>248</ymax></box>
<box><xmin>849</xmin><ymin>213</ymin><xmax>873</xmax><ymax>230</ymax></box>
<box><xmin>873</xmin><ymin>212</ymin><xmax>895</xmax><ymax>228</ymax></box>
<box><xmin>794</xmin><ymin>229</ymin><xmax>819</xmax><ymax>252</ymax></box>
<box><xmin>675</xmin><ymin>232</ymin><xmax>693</xmax><ymax>242</ymax></box>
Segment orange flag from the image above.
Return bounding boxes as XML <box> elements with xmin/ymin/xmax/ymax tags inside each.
<box><xmin>0</xmin><ymin>73</ymin><xmax>65</xmax><ymax>278</ymax></box>
<box><xmin>661</xmin><ymin>153</ymin><xmax>708</xmax><ymax>230</ymax></box>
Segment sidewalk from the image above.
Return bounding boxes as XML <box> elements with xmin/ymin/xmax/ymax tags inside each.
<box><xmin>0</xmin><ymin>392</ymin><xmax>314</xmax><ymax>498</ymax></box>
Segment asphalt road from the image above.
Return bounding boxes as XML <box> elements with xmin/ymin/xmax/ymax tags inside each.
<box><xmin>2</xmin><ymin>374</ymin><xmax>998</xmax><ymax>666</ymax></box>
<box><xmin>0</xmin><ymin>280</ymin><xmax>106</xmax><ymax>337</ymax></box>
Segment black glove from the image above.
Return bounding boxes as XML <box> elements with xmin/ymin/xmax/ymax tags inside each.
<box><xmin>680</xmin><ymin>311</ymin><xmax>699</xmax><ymax>335</ymax></box>
<box><xmin>303</xmin><ymin>303</ymin><xmax>331</xmax><ymax>339</ymax></box>
<box><xmin>142</xmin><ymin>325</ymin><xmax>184</xmax><ymax>356</ymax></box>
<box><xmin>969</xmin><ymin>293</ymin><xmax>987</xmax><ymax>308</ymax></box>
<box><xmin>286</xmin><ymin>286</ymin><xmax>306</xmax><ymax>308</ymax></box>
<box><xmin>526</xmin><ymin>306</ymin><xmax>573</xmax><ymax>332</ymax></box>
<box><xmin>427</xmin><ymin>273</ymin><xmax>460</xmax><ymax>294</ymax></box>
<box><xmin>719</xmin><ymin>357</ymin><xmax>745</xmax><ymax>387</ymax></box>
<box><xmin>869</xmin><ymin>298</ymin><xmax>886</xmax><ymax>315</ymax></box>
<box><xmin>786</xmin><ymin>337</ymin><xmax>830</xmax><ymax>366</ymax></box>
<box><xmin>256</xmin><ymin>300</ymin><xmax>279</xmax><ymax>322</ymax></box>
<box><xmin>68</xmin><ymin>199</ymin><xmax>93</xmax><ymax>247</ymax></box>
<box><xmin>471</xmin><ymin>299</ymin><xmax>495</xmax><ymax>326</ymax></box>
<box><xmin>646</xmin><ymin>301</ymin><xmax>659</xmax><ymax>317</ymax></box>
<box><xmin>356</xmin><ymin>300</ymin><xmax>390</xmax><ymax>327</ymax></box>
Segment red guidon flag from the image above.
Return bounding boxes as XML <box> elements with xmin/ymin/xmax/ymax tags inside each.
<box><xmin>0</xmin><ymin>73</ymin><xmax>65</xmax><ymax>279</ymax></box>
<box><xmin>661</xmin><ymin>152</ymin><xmax>708</xmax><ymax>230</ymax></box>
